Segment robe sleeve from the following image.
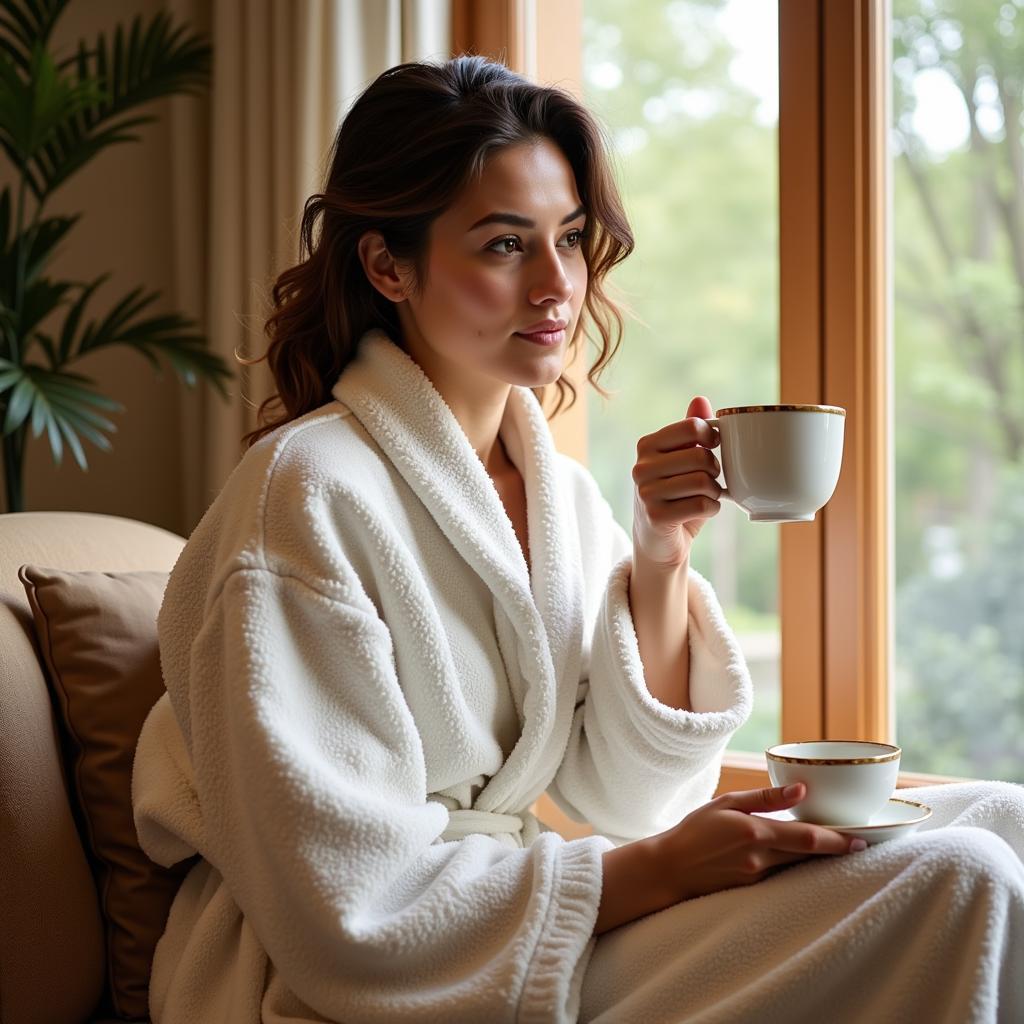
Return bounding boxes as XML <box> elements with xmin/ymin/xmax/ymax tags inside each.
<box><xmin>134</xmin><ymin>564</ymin><xmax>613</xmax><ymax>1024</ymax></box>
<box><xmin>548</xmin><ymin>480</ymin><xmax>754</xmax><ymax>845</ymax></box>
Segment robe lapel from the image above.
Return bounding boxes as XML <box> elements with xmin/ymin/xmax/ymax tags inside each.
<box><xmin>332</xmin><ymin>331</ymin><xmax>585</xmax><ymax>811</ymax></box>
<box><xmin>500</xmin><ymin>387</ymin><xmax>585</xmax><ymax>725</ymax></box>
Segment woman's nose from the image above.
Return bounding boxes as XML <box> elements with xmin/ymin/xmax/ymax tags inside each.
<box><xmin>528</xmin><ymin>246</ymin><xmax>574</xmax><ymax>306</ymax></box>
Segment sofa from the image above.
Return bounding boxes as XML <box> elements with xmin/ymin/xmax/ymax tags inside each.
<box><xmin>0</xmin><ymin>511</ymin><xmax>186</xmax><ymax>1024</ymax></box>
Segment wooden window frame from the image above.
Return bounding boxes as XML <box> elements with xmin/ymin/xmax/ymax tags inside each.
<box><xmin>772</xmin><ymin>0</ymin><xmax>957</xmax><ymax>791</ymax></box>
<box><xmin>453</xmin><ymin>0</ymin><xmax>962</xmax><ymax>823</ymax></box>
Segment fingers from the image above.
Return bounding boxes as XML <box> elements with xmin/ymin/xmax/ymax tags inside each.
<box><xmin>717</xmin><ymin>785</ymin><xmax>866</xmax><ymax>859</ymax></box>
<box><xmin>717</xmin><ymin>783</ymin><xmax>806</xmax><ymax>814</ymax></box>
<box><xmin>760</xmin><ymin>820</ymin><xmax>862</xmax><ymax>857</ymax></box>
<box><xmin>685</xmin><ymin>395</ymin><xmax>714</xmax><ymax>421</ymax></box>
<box><xmin>633</xmin><ymin>441</ymin><xmax>723</xmax><ymax>527</ymax></box>
<box><xmin>633</xmin><ymin>446</ymin><xmax>721</xmax><ymax>485</ymax></box>
<box><xmin>639</xmin><ymin>415</ymin><xmax>719</xmax><ymax>455</ymax></box>
<box><xmin>639</xmin><ymin>469</ymin><xmax>722</xmax><ymax>502</ymax></box>
<box><xmin>741</xmin><ymin>841</ymin><xmax>857</xmax><ymax>881</ymax></box>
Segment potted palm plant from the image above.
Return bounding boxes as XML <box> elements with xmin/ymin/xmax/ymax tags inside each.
<box><xmin>0</xmin><ymin>0</ymin><xmax>231</xmax><ymax>513</ymax></box>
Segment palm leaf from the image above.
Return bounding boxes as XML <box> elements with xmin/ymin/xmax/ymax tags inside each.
<box><xmin>0</xmin><ymin>42</ymin><xmax>102</xmax><ymax>168</ymax></box>
<box><xmin>0</xmin><ymin>299</ymin><xmax>15</xmax><ymax>359</ymax></box>
<box><xmin>0</xmin><ymin>135</ymin><xmax>42</xmax><ymax>194</ymax></box>
<box><xmin>30</xmin><ymin>11</ymin><xmax>210</xmax><ymax>198</ymax></box>
<box><xmin>31</xmin><ymin>328</ymin><xmax>54</xmax><ymax>366</ymax></box>
<box><xmin>135</xmin><ymin>334</ymin><xmax>233</xmax><ymax>397</ymax></box>
<box><xmin>0</xmin><ymin>356</ymin><xmax>121</xmax><ymax>468</ymax></box>
<box><xmin>15</xmin><ymin>273</ymin><xmax>70</xmax><ymax>338</ymax></box>
<box><xmin>75</xmin><ymin>283</ymin><xmax>155</xmax><ymax>353</ymax></box>
<box><xmin>60</xmin><ymin>281</ymin><xmax>233</xmax><ymax>397</ymax></box>
<box><xmin>0</xmin><ymin>355</ymin><xmax>19</xmax><ymax>388</ymax></box>
<box><xmin>20</xmin><ymin>210</ymin><xmax>76</xmax><ymax>283</ymax></box>
<box><xmin>56</xmin><ymin>271</ymin><xmax>106</xmax><ymax>363</ymax></box>
<box><xmin>0</xmin><ymin>209</ymin><xmax>78</xmax><ymax>303</ymax></box>
<box><xmin>0</xmin><ymin>0</ymin><xmax>68</xmax><ymax>76</ymax></box>
<box><xmin>38</xmin><ymin>109</ymin><xmax>154</xmax><ymax>196</ymax></box>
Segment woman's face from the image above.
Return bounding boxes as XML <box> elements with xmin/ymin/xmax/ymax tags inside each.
<box><xmin>394</xmin><ymin>137</ymin><xmax>588</xmax><ymax>396</ymax></box>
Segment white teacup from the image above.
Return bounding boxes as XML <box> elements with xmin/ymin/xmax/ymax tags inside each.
<box><xmin>706</xmin><ymin>404</ymin><xmax>846</xmax><ymax>523</ymax></box>
<box><xmin>766</xmin><ymin>740</ymin><xmax>901</xmax><ymax>826</ymax></box>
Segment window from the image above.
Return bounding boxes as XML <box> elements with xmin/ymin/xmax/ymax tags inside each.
<box><xmin>582</xmin><ymin>0</ymin><xmax>781</xmax><ymax>754</ymax></box>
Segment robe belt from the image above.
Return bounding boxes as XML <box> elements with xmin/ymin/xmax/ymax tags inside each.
<box><xmin>441</xmin><ymin>808</ymin><xmax>532</xmax><ymax>842</ymax></box>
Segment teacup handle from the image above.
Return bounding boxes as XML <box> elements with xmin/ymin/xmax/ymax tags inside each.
<box><xmin>704</xmin><ymin>417</ymin><xmax>732</xmax><ymax>503</ymax></box>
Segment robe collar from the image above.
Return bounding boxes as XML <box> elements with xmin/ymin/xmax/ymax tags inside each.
<box><xmin>331</xmin><ymin>329</ymin><xmax>584</xmax><ymax>811</ymax></box>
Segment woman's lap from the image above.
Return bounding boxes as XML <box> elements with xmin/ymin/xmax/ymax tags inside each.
<box><xmin>909</xmin><ymin>780</ymin><xmax>1024</xmax><ymax>851</ymax></box>
<box><xmin>580</xmin><ymin>781</ymin><xmax>1024</xmax><ymax>1024</ymax></box>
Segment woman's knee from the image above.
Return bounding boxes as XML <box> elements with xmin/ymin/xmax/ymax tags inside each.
<box><xmin>920</xmin><ymin>825</ymin><xmax>1023</xmax><ymax>896</ymax></box>
<box><xmin>970</xmin><ymin>780</ymin><xmax>1024</xmax><ymax>818</ymax></box>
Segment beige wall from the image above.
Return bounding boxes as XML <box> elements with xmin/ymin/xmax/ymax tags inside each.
<box><xmin>2</xmin><ymin>0</ymin><xmax>211</xmax><ymax>538</ymax></box>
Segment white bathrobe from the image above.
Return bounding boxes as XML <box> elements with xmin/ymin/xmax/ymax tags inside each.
<box><xmin>132</xmin><ymin>328</ymin><xmax>753</xmax><ymax>1023</ymax></box>
<box><xmin>133</xmin><ymin>329</ymin><xmax>1024</xmax><ymax>1024</ymax></box>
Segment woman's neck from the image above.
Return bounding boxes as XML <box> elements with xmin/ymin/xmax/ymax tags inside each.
<box><xmin>397</xmin><ymin>323</ymin><xmax>513</xmax><ymax>477</ymax></box>
<box><xmin>447</xmin><ymin>389</ymin><xmax>513</xmax><ymax>477</ymax></box>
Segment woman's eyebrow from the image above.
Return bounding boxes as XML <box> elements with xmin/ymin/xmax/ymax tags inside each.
<box><xmin>468</xmin><ymin>204</ymin><xmax>587</xmax><ymax>231</ymax></box>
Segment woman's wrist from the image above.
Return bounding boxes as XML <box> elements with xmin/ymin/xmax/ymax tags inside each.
<box><xmin>594</xmin><ymin>834</ymin><xmax>680</xmax><ymax>935</ymax></box>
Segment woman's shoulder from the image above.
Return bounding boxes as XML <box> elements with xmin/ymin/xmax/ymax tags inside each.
<box><xmin>179</xmin><ymin>401</ymin><xmax>396</xmax><ymax>585</ymax></box>
<box><xmin>239</xmin><ymin>399</ymin><xmax>394</xmax><ymax>505</ymax></box>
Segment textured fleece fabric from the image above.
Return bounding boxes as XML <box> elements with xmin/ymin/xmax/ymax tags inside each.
<box><xmin>580</xmin><ymin>781</ymin><xmax>1024</xmax><ymax>1023</ymax></box>
<box><xmin>132</xmin><ymin>329</ymin><xmax>752</xmax><ymax>1023</ymax></box>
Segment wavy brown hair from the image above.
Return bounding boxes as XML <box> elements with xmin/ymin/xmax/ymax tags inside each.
<box><xmin>240</xmin><ymin>54</ymin><xmax>634</xmax><ymax>449</ymax></box>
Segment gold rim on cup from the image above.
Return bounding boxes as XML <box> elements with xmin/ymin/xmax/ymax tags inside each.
<box><xmin>826</xmin><ymin>797</ymin><xmax>933</xmax><ymax>830</ymax></box>
<box><xmin>715</xmin><ymin>404</ymin><xmax>847</xmax><ymax>417</ymax></box>
<box><xmin>765</xmin><ymin>740</ymin><xmax>901</xmax><ymax>766</ymax></box>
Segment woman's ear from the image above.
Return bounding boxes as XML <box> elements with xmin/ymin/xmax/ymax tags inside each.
<box><xmin>357</xmin><ymin>230</ymin><xmax>410</xmax><ymax>303</ymax></box>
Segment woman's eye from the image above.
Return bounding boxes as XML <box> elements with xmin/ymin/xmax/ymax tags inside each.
<box><xmin>487</xmin><ymin>229</ymin><xmax>585</xmax><ymax>256</ymax></box>
<box><xmin>488</xmin><ymin>236</ymin><xmax>522</xmax><ymax>255</ymax></box>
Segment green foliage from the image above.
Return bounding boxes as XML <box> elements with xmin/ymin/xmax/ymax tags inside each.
<box><xmin>888</xmin><ymin>0</ymin><xmax>1024</xmax><ymax>780</ymax></box>
<box><xmin>896</xmin><ymin>466</ymin><xmax>1024</xmax><ymax>781</ymax></box>
<box><xmin>0</xmin><ymin>0</ymin><xmax>230</xmax><ymax>512</ymax></box>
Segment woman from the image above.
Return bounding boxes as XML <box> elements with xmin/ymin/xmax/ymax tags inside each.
<box><xmin>132</xmin><ymin>56</ymin><xmax>1024</xmax><ymax>1023</ymax></box>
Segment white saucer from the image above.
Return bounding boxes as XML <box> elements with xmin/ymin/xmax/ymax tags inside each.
<box><xmin>754</xmin><ymin>797</ymin><xmax>933</xmax><ymax>845</ymax></box>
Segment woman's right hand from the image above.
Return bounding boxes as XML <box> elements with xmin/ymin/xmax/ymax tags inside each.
<box><xmin>595</xmin><ymin>783</ymin><xmax>865</xmax><ymax>935</ymax></box>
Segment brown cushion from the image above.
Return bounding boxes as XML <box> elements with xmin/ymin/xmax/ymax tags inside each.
<box><xmin>19</xmin><ymin>566</ymin><xmax>196</xmax><ymax>1022</ymax></box>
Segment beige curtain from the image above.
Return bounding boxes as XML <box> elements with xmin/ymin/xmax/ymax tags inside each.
<box><xmin>166</xmin><ymin>0</ymin><xmax>451</xmax><ymax>532</ymax></box>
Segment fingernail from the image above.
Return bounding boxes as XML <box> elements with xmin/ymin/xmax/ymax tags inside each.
<box><xmin>783</xmin><ymin>784</ymin><xmax>802</xmax><ymax>798</ymax></box>
<box><xmin>850</xmin><ymin>839</ymin><xmax>867</xmax><ymax>852</ymax></box>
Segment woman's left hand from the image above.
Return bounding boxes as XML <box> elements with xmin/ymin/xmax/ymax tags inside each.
<box><xmin>631</xmin><ymin>396</ymin><xmax>722</xmax><ymax>569</ymax></box>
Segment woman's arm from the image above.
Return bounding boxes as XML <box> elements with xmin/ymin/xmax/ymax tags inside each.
<box><xmin>548</xmin><ymin>554</ymin><xmax>750</xmax><ymax>843</ymax></box>
<box><xmin>628</xmin><ymin>554</ymin><xmax>691</xmax><ymax>710</ymax></box>
<box><xmin>627</xmin><ymin>396</ymin><xmax>722</xmax><ymax>711</ymax></box>
<box><xmin>545</xmin><ymin>448</ymin><xmax>751</xmax><ymax>844</ymax></box>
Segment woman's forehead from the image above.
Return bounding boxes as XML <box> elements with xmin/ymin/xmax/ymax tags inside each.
<box><xmin>449</xmin><ymin>140</ymin><xmax>583</xmax><ymax>226</ymax></box>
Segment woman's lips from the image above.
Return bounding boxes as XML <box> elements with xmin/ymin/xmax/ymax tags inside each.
<box><xmin>515</xmin><ymin>327</ymin><xmax>566</xmax><ymax>346</ymax></box>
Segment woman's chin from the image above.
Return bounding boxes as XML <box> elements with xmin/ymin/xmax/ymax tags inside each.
<box><xmin>505</xmin><ymin>353</ymin><xmax>567</xmax><ymax>389</ymax></box>
<box><xmin>511</xmin><ymin>370</ymin><xmax>565</xmax><ymax>391</ymax></box>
